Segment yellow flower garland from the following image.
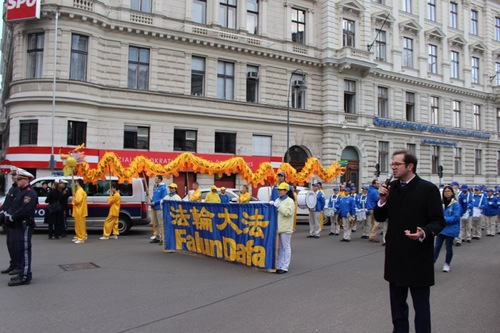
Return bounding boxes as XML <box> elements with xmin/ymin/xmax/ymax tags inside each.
<box><xmin>76</xmin><ymin>152</ymin><xmax>346</xmax><ymax>185</ymax></box>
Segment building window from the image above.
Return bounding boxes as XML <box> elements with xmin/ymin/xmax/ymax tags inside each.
<box><xmin>27</xmin><ymin>33</ymin><xmax>44</xmax><ymax>79</ymax></box>
<box><xmin>402</xmin><ymin>0</ymin><xmax>412</xmax><ymax>13</ymax></box>
<box><xmin>406</xmin><ymin>143</ymin><xmax>416</xmax><ymax>155</ymax></box>
<box><xmin>497</xmin><ymin>109</ymin><xmax>500</xmax><ymax>133</ymax></box>
<box><xmin>191</xmin><ymin>56</ymin><xmax>205</xmax><ymax>96</ymax></box>
<box><xmin>219</xmin><ymin>0</ymin><xmax>237</xmax><ymax>29</ymax></box>
<box><xmin>215</xmin><ymin>132</ymin><xmax>236</xmax><ymax>154</ymax></box>
<box><xmin>403</xmin><ymin>37</ymin><xmax>413</xmax><ymax>68</ymax></box>
<box><xmin>454</xmin><ymin>147</ymin><xmax>462</xmax><ymax>175</ymax></box>
<box><xmin>496</xmin><ymin>17</ymin><xmax>500</xmax><ymax>41</ymax></box>
<box><xmin>452</xmin><ymin>101</ymin><xmax>461</xmax><ymax>128</ymax></box>
<box><xmin>252</xmin><ymin>135</ymin><xmax>271</xmax><ymax>156</ymax></box>
<box><xmin>69</xmin><ymin>34</ymin><xmax>88</xmax><ymax>81</ymax></box>
<box><xmin>344</xmin><ymin>80</ymin><xmax>356</xmax><ymax>114</ymax></box>
<box><xmin>406</xmin><ymin>92</ymin><xmax>415</xmax><ymax>122</ymax></box>
<box><xmin>378</xmin><ymin>87</ymin><xmax>389</xmax><ymax>118</ymax></box>
<box><xmin>475</xmin><ymin>149</ymin><xmax>482</xmax><ymax>175</ymax></box>
<box><xmin>428</xmin><ymin>44</ymin><xmax>437</xmax><ymax>74</ymax></box>
<box><xmin>378</xmin><ymin>141</ymin><xmax>389</xmax><ymax>173</ymax></box>
<box><xmin>174</xmin><ymin>129</ymin><xmax>197</xmax><ymax>152</ymax></box>
<box><xmin>470</xmin><ymin>10</ymin><xmax>478</xmax><ymax>36</ymax></box>
<box><xmin>374</xmin><ymin>0</ymin><xmax>385</xmax><ymax>4</ymax></box>
<box><xmin>124</xmin><ymin>125</ymin><xmax>149</xmax><ymax>150</ymax></box>
<box><xmin>247</xmin><ymin>0</ymin><xmax>259</xmax><ymax>34</ymax></box>
<box><xmin>431</xmin><ymin>96</ymin><xmax>439</xmax><ymax>125</ymax></box>
<box><xmin>431</xmin><ymin>146</ymin><xmax>440</xmax><ymax>174</ymax></box>
<box><xmin>495</xmin><ymin>62</ymin><xmax>500</xmax><ymax>86</ymax></box>
<box><xmin>375</xmin><ymin>30</ymin><xmax>386</xmax><ymax>61</ymax></box>
<box><xmin>217</xmin><ymin>61</ymin><xmax>234</xmax><ymax>100</ymax></box>
<box><xmin>67</xmin><ymin>121</ymin><xmax>87</xmax><ymax>146</ymax></box>
<box><xmin>192</xmin><ymin>0</ymin><xmax>207</xmax><ymax>24</ymax></box>
<box><xmin>450</xmin><ymin>2</ymin><xmax>458</xmax><ymax>29</ymax></box>
<box><xmin>450</xmin><ymin>51</ymin><xmax>459</xmax><ymax>79</ymax></box>
<box><xmin>427</xmin><ymin>0</ymin><xmax>436</xmax><ymax>21</ymax></box>
<box><xmin>20</xmin><ymin>120</ymin><xmax>38</xmax><ymax>145</ymax></box>
<box><xmin>471</xmin><ymin>57</ymin><xmax>479</xmax><ymax>83</ymax></box>
<box><xmin>343</xmin><ymin>19</ymin><xmax>355</xmax><ymax>47</ymax></box>
<box><xmin>291</xmin><ymin>8</ymin><xmax>305</xmax><ymax>44</ymax></box>
<box><xmin>473</xmin><ymin>104</ymin><xmax>481</xmax><ymax>130</ymax></box>
<box><xmin>291</xmin><ymin>73</ymin><xmax>306</xmax><ymax>109</ymax></box>
<box><xmin>246</xmin><ymin>65</ymin><xmax>259</xmax><ymax>103</ymax></box>
<box><xmin>131</xmin><ymin>0</ymin><xmax>151</xmax><ymax>12</ymax></box>
<box><xmin>128</xmin><ymin>46</ymin><xmax>150</xmax><ymax>90</ymax></box>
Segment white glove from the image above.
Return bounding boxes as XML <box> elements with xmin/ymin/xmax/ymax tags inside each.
<box><xmin>269</xmin><ymin>200</ymin><xmax>274</xmax><ymax>205</ymax></box>
<box><xmin>273</xmin><ymin>200</ymin><xmax>281</xmax><ymax>208</ymax></box>
<box><xmin>160</xmin><ymin>199</ymin><xmax>164</xmax><ymax>206</ymax></box>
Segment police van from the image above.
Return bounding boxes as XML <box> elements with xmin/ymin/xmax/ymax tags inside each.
<box><xmin>30</xmin><ymin>176</ymin><xmax>150</xmax><ymax>234</ymax></box>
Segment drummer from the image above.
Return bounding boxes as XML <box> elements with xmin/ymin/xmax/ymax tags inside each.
<box><xmin>356</xmin><ymin>186</ymin><xmax>370</xmax><ymax>239</ymax></box>
<box><xmin>327</xmin><ymin>187</ymin><xmax>341</xmax><ymax>236</ymax></box>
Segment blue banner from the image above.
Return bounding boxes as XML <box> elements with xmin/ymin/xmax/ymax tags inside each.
<box><xmin>162</xmin><ymin>202</ymin><xmax>277</xmax><ymax>270</ymax></box>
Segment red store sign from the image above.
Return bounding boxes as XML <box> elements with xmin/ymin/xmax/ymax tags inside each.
<box><xmin>6</xmin><ymin>0</ymin><xmax>41</xmax><ymax>22</ymax></box>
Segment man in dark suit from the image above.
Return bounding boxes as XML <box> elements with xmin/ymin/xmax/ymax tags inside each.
<box><xmin>374</xmin><ymin>150</ymin><xmax>445</xmax><ymax>333</ymax></box>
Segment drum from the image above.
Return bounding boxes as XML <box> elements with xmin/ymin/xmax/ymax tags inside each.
<box><xmin>324</xmin><ymin>207</ymin><xmax>335</xmax><ymax>217</ymax></box>
<box><xmin>356</xmin><ymin>209</ymin><xmax>367</xmax><ymax>221</ymax></box>
<box><xmin>297</xmin><ymin>190</ymin><xmax>317</xmax><ymax>210</ymax></box>
<box><xmin>472</xmin><ymin>207</ymin><xmax>481</xmax><ymax>218</ymax></box>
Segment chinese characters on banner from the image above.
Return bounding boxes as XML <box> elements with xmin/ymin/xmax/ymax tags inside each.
<box><xmin>163</xmin><ymin>202</ymin><xmax>277</xmax><ymax>271</ymax></box>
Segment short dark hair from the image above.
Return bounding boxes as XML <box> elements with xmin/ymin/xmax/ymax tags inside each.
<box><xmin>156</xmin><ymin>175</ymin><xmax>163</xmax><ymax>181</ymax></box>
<box><xmin>76</xmin><ymin>179</ymin><xmax>84</xmax><ymax>187</ymax></box>
<box><xmin>392</xmin><ymin>150</ymin><xmax>418</xmax><ymax>173</ymax></box>
<box><xmin>372</xmin><ymin>179</ymin><xmax>379</xmax><ymax>185</ymax></box>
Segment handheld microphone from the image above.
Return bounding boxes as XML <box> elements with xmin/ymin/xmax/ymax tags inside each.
<box><xmin>384</xmin><ymin>173</ymin><xmax>393</xmax><ymax>186</ymax></box>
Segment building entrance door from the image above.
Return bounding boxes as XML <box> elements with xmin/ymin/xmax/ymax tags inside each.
<box><xmin>340</xmin><ymin>146</ymin><xmax>360</xmax><ymax>188</ymax></box>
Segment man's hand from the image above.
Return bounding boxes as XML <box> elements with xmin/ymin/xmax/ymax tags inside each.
<box><xmin>404</xmin><ymin>227</ymin><xmax>424</xmax><ymax>240</ymax></box>
<box><xmin>378</xmin><ymin>184</ymin><xmax>390</xmax><ymax>204</ymax></box>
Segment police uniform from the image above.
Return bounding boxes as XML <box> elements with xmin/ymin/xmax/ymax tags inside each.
<box><xmin>0</xmin><ymin>172</ymin><xmax>20</xmax><ymax>275</ymax></box>
<box><xmin>5</xmin><ymin>170</ymin><xmax>38</xmax><ymax>286</ymax></box>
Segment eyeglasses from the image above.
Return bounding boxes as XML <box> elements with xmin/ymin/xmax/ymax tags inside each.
<box><xmin>15</xmin><ymin>178</ymin><xmax>28</xmax><ymax>181</ymax></box>
<box><xmin>390</xmin><ymin>162</ymin><xmax>406</xmax><ymax>167</ymax></box>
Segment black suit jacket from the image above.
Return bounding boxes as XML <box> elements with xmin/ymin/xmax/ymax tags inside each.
<box><xmin>374</xmin><ymin>175</ymin><xmax>445</xmax><ymax>287</ymax></box>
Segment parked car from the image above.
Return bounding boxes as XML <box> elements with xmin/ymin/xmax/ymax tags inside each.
<box><xmin>23</xmin><ymin>176</ymin><xmax>150</xmax><ymax>234</ymax></box>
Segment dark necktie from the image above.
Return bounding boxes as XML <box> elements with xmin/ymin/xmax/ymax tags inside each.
<box><xmin>400</xmin><ymin>182</ymin><xmax>407</xmax><ymax>187</ymax></box>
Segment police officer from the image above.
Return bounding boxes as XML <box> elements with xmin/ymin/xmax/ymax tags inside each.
<box><xmin>4</xmin><ymin>169</ymin><xmax>38</xmax><ymax>286</ymax></box>
<box><xmin>0</xmin><ymin>170</ymin><xmax>20</xmax><ymax>275</ymax></box>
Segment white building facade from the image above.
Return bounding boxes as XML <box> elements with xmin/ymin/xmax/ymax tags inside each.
<box><xmin>1</xmin><ymin>0</ymin><xmax>500</xmax><ymax>195</ymax></box>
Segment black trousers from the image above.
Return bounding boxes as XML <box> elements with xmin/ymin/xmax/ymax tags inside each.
<box><xmin>389</xmin><ymin>282</ymin><xmax>431</xmax><ymax>333</ymax></box>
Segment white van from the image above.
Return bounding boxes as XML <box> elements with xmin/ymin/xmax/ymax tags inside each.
<box><xmin>30</xmin><ymin>176</ymin><xmax>150</xmax><ymax>234</ymax></box>
<box><xmin>257</xmin><ymin>185</ymin><xmax>310</xmax><ymax>215</ymax></box>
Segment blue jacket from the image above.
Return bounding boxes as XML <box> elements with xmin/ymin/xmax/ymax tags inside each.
<box><xmin>327</xmin><ymin>194</ymin><xmax>341</xmax><ymax>211</ymax></box>
<box><xmin>335</xmin><ymin>195</ymin><xmax>356</xmax><ymax>218</ymax></box>
<box><xmin>471</xmin><ymin>193</ymin><xmax>487</xmax><ymax>212</ymax></box>
<box><xmin>312</xmin><ymin>191</ymin><xmax>325</xmax><ymax>212</ymax></box>
<box><xmin>366</xmin><ymin>185</ymin><xmax>379</xmax><ymax>210</ymax></box>
<box><xmin>220</xmin><ymin>193</ymin><xmax>230</xmax><ymax>204</ymax></box>
<box><xmin>150</xmin><ymin>183</ymin><xmax>167</xmax><ymax>210</ymax></box>
<box><xmin>457</xmin><ymin>191</ymin><xmax>472</xmax><ymax>217</ymax></box>
<box><xmin>355</xmin><ymin>193</ymin><xmax>368</xmax><ymax>210</ymax></box>
<box><xmin>483</xmin><ymin>195</ymin><xmax>498</xmax><ymax>216</ymax></box>
<box><xmin>440</xmin><ymin>200</ymin><xmax>461</xmax><ymax>238</ymax></box>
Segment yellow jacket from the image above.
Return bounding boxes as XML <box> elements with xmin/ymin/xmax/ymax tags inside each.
<box><xmin>72</xmin><ymin>187</ymin><xmax>88</xmax><ymax>218</ymax></box>
<box><xmin>238</xmin><ymin>192</ymin><xmax>251</xmax><ymax>203</ymax></box>
<box><xmin>277</xmin><ymin>196</ymin><xmax>295</xmax><ymax>233</ymax></box>
<box><xmin>189</xmin><ymin>189</ymin><xmax>202</xmax><ymax>202</ymax></box>
<box><xmin>107</xmin><ymin>191</ymin><xmax>121</xmax><ymax>217</ymax></box>
<box><xmin>205</xmin><ymin>192</ymin><xmax>221</xmax><ymax>203</ymax></box>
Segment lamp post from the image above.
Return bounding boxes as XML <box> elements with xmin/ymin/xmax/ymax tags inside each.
<box><xmin>286</xmin><ymin>69</ymin><xmax>307</xmax><ymax>163</ymax></box>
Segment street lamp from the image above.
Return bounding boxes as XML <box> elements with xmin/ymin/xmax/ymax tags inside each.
<box><xmin>286</xmin><ymin>69</ymin><xmax>307</xmax><ymax>163</ymax></box>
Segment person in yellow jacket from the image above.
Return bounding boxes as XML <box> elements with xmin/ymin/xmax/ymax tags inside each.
<box><xmin>72</xmin><ymin>179</ymin><xmax>88</xmax><ymax>244</ymax></box>
<box><xmin>205</xmin><ymin>185</ymin><xmax>221</xmax><ymax>203</ymax></box>
<box><xmin>275</xmin><ymin>182</ymin><xmax>295</xmax><ymax>274</ymax></box>
<box><xmin>189</xmin><ymin>181</ymin><xmax>202</xmax><ymax>202</ymax></box>
<box><xmin>100</xmin><ymin>184</ymin><xmax>121</xmax><ymax>240</ymax></box>
<box><xmin>237</xmin><ymin>185</ymin><xmax>251</xmax><ymax>203</ymax></box>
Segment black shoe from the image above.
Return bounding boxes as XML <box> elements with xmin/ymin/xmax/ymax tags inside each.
<box><xmin>340</xmin><ymin>239</ymin><xmax>350</xmax><ymax>242</ymax></box>
<box><xmin>306</xmin><ymin>235</ymin><xmax>314</xmax><ymax>238</ymax></box>
<box><xmin>328</xmin><ymin>232</ymin><xmax>334</xmax><ymax>235</ymax></box>
<box><xmin>276</xmin><ymin>269</ymin><xmax>287</xmax><ymax>274</ymax></box>
<box><xmin>334</xmin><ymin>233</ymin><xmax>339</xmax><ymax>236</ymax></box>
<box><xmin>455</xmin><ymin>243</ymin><xmax>461</xmax><ymax>247</ymax></box>
<box><xmin>8</xmin><ymin>279</ymin><xmax>31</xmax><ymax>287</ymax></box>
<box><xmin>313</xmin><ymin>235</ymin><xmax>320</xmax><ymax>239</ymax></box>
<box><xmin>150</xmin><ymin>239</ymin><xmax>160</xmax><ymax>243</ymax></box>
<box><xmin>1</xmin><ymin>266</ymin><xmax>15</xmax><ymax>274</ymax></box>
<box><xmin>9</xmin><ymin>269</ymin><xmax>21</xmax><ymax>276</ymax></box>
<box><xmin>466</xmin><ymin>240</ymin><xmax>471</xmax><ymax>243</ymax></box>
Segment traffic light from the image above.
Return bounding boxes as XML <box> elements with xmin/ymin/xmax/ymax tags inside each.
<box><xmin>438</xmin><ymin>165</ymin><xmax>444</xmax><ymax>178</ymax></box>
<box><xmin>375</xmin><ymin>163</ymin><xmax>381</xmax><ymax>177</ymax></box>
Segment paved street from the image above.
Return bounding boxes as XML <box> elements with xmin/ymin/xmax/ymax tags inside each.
<box><xmin>1</xmin><ymin>223</ymin><xmax>499</xmax><ymax>333</ymax></box>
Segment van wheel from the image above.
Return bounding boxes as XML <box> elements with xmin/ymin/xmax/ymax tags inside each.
<box><xmin>118</xmin><ymin>217</ymin><xmax>131</xmax><ymax>235</ymax></box>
